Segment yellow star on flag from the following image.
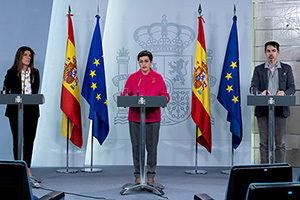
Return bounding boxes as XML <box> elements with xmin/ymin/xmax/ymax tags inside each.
<box><xmin>90</xmin><ymin>70</ymin><xmax>96</xmax><ymax>78</ymax></box>
<box><xmin>91</xmin><ymin>82</ymin><xmax>97</xmax><ymax>90</ymax></box>
<box><xmin>232</xmin><ymin>96</ymin><xmax>239</xmax><ymax>104</ymax></box>
<box><xmin>225</xmin><ymin>73</ymin><xmax>232</xmax><ymax>80</ymax></box>
<box><xmin>104</xmin><ymin>99</ymin><xmax>107</xmax><ymax>105</ymax></box>
<box><xmin>230</xmin><ymin>61</ymin><xmax>237</xmax><ymax>69</ymax></box>
<box><xmin>96</xmin><ymin>93</ymin><xmax>101</xmax><ymax>101</ymax></box>
<box><xmin>226</xmin><ymin>85</ymin><xmax>233</xmax><ymax>93</ymax></box>
<box><xmin>93</xmin><ymin>58</ymin><xmax>100</xmax><ymax>66</ymax></box>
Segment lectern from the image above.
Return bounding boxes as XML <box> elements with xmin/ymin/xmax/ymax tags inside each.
<box><xmin>117</xmin><ymin>95</ymin><xmax>167</xmax><ymax>195</ymax></box>
<box><xmin>0</xmin><ymin>94</ymin><xmax>45</xmax><ymax>160</ymax></box>
<box><xmin>247</xmin><ymin>95</ymin><xmax>295</xmax><ymax>163</ymax></box>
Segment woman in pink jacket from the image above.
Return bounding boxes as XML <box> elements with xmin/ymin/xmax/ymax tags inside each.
<box><xmin>123</xmin><ymin>50</ymin><xmax>170</xmax><ymax>184</ymax></box>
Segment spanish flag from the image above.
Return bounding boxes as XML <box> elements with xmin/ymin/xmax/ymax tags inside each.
<box><xmin>191</xmin><ymin>15</ymin><xmax>212</xmax><ymax>153</ymax></box>
<box><xmin>60</xmin><ymin>13</ymin><xmax>82</xmax><ymax>148</ymax></box>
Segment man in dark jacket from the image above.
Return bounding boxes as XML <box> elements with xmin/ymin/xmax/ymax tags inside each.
<box><xmin>250</xmin><ymin>41</ymin><xmax>295</xmax><ymax>163</ymax></box>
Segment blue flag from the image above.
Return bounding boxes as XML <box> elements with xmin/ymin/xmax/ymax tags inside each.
<box><xmin>217</xmin><ymin>15</ymin><xmax>242</xmax><ymax>149</ymax></box>
<box><xmin>82</xmin><ymin>15</ymin><xmax>109</xmax><ymax>145</ymax></box>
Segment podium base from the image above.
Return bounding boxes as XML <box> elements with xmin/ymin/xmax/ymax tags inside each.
<box><xmin>221</xmin><ymin>170</ymin><xmax>230</xmax><ymax>175</ymax></box>
<box><xmin>185</xmin><ymin>170</ymin><xmax>207</xmax><ymax>175</ymax></box>
<box><xmin>120</xmin><ymin>182</ymin><xmax>164</xmax><ymax>195</ymax></box>
<box><xmin>81</xmin><ymin>168</ymin><xmax>103</xmax><ymax>173</ymax></box>
<box><xmin>56</xmin><ymin>169</ymin><xmax>78</xmax><ymax>174</ymax></box>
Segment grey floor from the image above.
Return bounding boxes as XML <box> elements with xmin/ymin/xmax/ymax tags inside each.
<box><xmin>31</xmin><ymin>166</ymin><xmax>300</xmax><ymax>200</ymax></box>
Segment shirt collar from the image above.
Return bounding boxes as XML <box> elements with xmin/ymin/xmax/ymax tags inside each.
<box><xmin>22</xmin><ymin>67</ymin><xmax>31</xmax><ymax>74</ymax></box>
<box><xmin>265</xmin><ymin>60</ymin><xmax>281</xmax><ymax>69</ymax></box>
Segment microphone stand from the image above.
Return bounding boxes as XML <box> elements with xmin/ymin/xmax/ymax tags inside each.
<box><xmin>137</xmin><ymin>76</ymin><xmax>143</xmax><ymax>96</ymax></box>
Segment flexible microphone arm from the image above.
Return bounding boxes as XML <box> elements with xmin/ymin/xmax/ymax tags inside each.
<box><xmin>137</xmin><ymin>76</ymin><xmax>143</xmax><ymax>96</ymax></box>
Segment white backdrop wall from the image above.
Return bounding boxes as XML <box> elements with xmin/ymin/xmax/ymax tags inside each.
<box><xmin>0</xmin><ymin>0</ymin><xmax>53</xmax><ymax>161</ymax></box>
<box><xmin>32</xmin><ymin>0</ymin><xmax>252</xmax><ymax>167</ymax></box>
<box><xmin>32</xmin><ymin>0</ymin><xmax>109</xmax><ymax>167</ymax></box>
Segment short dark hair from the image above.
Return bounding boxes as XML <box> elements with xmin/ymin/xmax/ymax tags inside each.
<box><xmin>265</xmin><ymin>41</ymin><xmax>280</xmax><ymax>52</ymax></box>
<box><xmin>137</xmin><ymin>50</ymin><xmax>153</xmax><ymax>61</ymax></box>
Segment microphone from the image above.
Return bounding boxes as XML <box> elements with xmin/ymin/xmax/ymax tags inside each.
<box><xmin>23</xmin><ymin>81</ymin><xmax>25</xmax><ymax>94</ymax></box>
<box><xmin>22</xmin><ymin>76</ymin><xmax>25</xmax><ymax>94</ymax></box>
<box><xmin>137</xmin><ymin>76</ymin><xmax>143</xmax><ymax>96</ymax></box>
<box><xmin>22</xmin><ymin>70</ymin><xmax>27</xmax><ymax>94</ymax></box>
<box><xmin>250</xmin><ymin>87</ymin><xmax>258</xmax><ymax>95</ymax></box>
<box><xmin>31</xmin><ymin>72</ymin><xmax>34</xmax><ymax>84</ymax></box>
<box><xmin>1</xmin><ymin>85</ymin><xmax>6</xmax><ymax>94</ymax></box>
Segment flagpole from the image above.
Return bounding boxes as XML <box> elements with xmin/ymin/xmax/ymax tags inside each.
<box><xmin>221</xmin><ymin>135</ymin><xmax>234</xmax><ymax>175</ymax></box>
<box><xmin>57</xmin><ymin>6</ymin><xmax>81</xmax><ymax>173</ymax></box>
<box><xmin>57</xmin><ymin>117</ymin><xmax>78</xmax><ymax>173</ymax></box>
<box><xmin>220</xmin><ymin>4</ymin><xmax>238</xmax><ymax>175</ymax></box>
<box><xmin>185</xmin><ymin>126</ymin><xmax>207</xmax><ymax>175</ymax></box>
<box><xmin>81</xmin><ymin>120</ymin><xmax>102</xmax><ymax>173</ymax></box>
<box><xmin>186</xmin><ymin>3</ymin><xmax>209</xmax><ymax>175</ymax></box>
<box><xmin>81</xmin><ymin>5</ymin><xmax>109</xmax><ymax>172</ymax></box>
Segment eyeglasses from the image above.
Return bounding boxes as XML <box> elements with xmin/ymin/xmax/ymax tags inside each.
<box><xmin>138</xmin><ymin>60</ymin><xmax>150</xmax><ymax>64</ymax></box>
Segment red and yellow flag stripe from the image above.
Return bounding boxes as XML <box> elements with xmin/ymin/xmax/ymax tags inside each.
<box><xmin>191</xmin><ymin>16</ymin><xmax>212</xmax><ymax>153</ymax></box>
<box><xmin>61</xmin><ymin>14</ymin><xmax>82</xmax><ymax>148</ymax></box>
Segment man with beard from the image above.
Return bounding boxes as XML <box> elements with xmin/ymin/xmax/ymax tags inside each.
<box><xmin>250</xmin><ymin>41</ymin><xmax>295</xmax><ymax>164</ymax></box>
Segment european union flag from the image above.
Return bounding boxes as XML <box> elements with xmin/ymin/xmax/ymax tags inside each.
<box><xmin>81</xmin><ymin>15</ymin><xmax>109</xmax><ymax>145</ymax></box>
<box><xmin>217</xmin><ymin>15</ymin><xmax>242</xmax><ymax>149</ymax></box>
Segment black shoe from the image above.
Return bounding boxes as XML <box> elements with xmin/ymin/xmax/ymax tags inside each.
<box><xmin>30</xmin><ymin>177</ymin><xmax>41</xmax><ymax>188</ymax></box>
<box><xmin>30</xmin><ymin>176</ymin><xmax>42</xmax><ymax>183</ymax></box>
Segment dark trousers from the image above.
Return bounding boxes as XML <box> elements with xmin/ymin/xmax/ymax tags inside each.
<box><xmin>129</xmin><ymin>121</ymin><xmax>160</xmax><ymax>178</ymax></box>
<box><xmin>9</xmin><ymin>116</ymin><xmax>38</xmax><ymax>168</ymax></box>
<box><xmin>257</xmin><ymin>115</ymin><xmax>286</xmax><ymax>164</ymax></box>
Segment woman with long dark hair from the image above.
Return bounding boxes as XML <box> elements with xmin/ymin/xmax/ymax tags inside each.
<box><xmin>4</xmin><ymin>46</ymin><xmax>41</xmax><ymax>187</ymax></box>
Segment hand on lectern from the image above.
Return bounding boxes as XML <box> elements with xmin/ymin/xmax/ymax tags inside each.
<box><xmin>276</xmin><ymin>90</ymin><xmax>285</xmax><ymax>96</ymax></box>
<box><xmin>262</xmin><ymin>90</ymin><xmax>271</xmax><ymax>95</ymax></box>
